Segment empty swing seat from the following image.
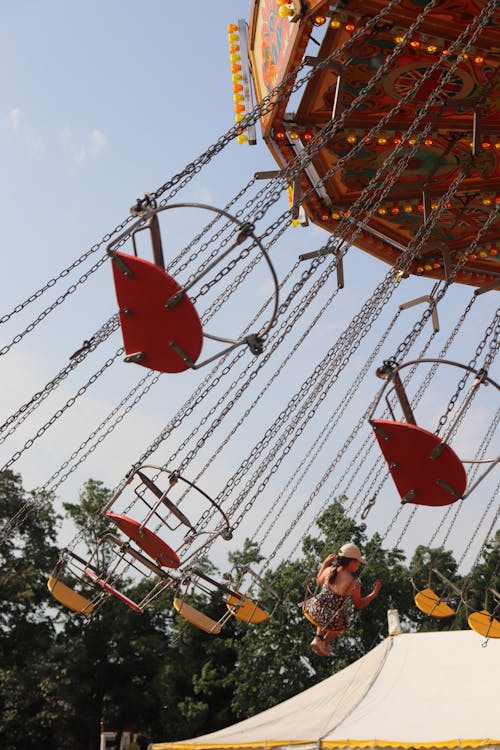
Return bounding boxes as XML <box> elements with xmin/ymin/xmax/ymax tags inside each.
<box><xmin>106</xmin><ymin>512</ymin><xmax>180</xmax><ymax>569</ymax></box>
<box><xmin>371</xmin><ymin>419</ymin><xmax>467</xmax><ymax>506</ymax></box>
<box><xmin>414</xmin><ymin>587</ymin><xmax>456</xmax><ymax>618</ymax></box>
<box><xmin>226</xmin><ymin>593</ymin><xmax>269</xmax><ymax>624</ymax></box>
<box><xmin>47</xmin><ymin>576</ymin><xmax>95</xmax><ymax>615</ymax></box>
<box><xmin>468</xmin><ymin>610</ymin><xmax>500</xmax><ymax>639</ymax></box>
<box><xmin>111</xmin><ymin>252</ymin><xmax>203</xmax><ymax>373</ymax></box>
<box><xmin>173</xmin><ymin>597</ymin><xmax>222</xmax><ymax>634</ymax></box>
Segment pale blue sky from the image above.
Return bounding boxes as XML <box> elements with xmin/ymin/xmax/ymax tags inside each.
<box><xmin>0</xmin><ymin>2</ymin><xmax>498</xmax><ymax>578</ymax></box>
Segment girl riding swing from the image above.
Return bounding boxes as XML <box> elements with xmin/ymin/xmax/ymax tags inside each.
<box><xmin>304</xmin><ymin>542</ymin><xmax>382</xmax><ymax>656</ymax></box>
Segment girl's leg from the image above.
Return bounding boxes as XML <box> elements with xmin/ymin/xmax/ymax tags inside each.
<box><xmin>323</xmin><ymin>629</ymin><xmax>344</xmax><ymax>646</ymax></box>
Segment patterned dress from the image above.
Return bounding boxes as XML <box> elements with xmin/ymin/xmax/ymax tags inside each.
<box><xmin>304</xmin><ymin>585</ymin><xmax>350</xmax><ymax>631</ymax></box>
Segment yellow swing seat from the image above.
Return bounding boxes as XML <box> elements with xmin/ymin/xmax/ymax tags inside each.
<box><xmin>47</xmin><ymin>576</ymin><xmax>94</xmax><ymax>615</ymax></box>
<box><xmin>173</xmin><ymin>597</ymin><xmax>222</xmax><ymax>634</ymax></box>
<box><xmin>302</xmin><ymin>604</ymin><xmax>346</xmax><ymax>636</ymax></box>
<box><xmin>414</xmin><ymin>587</ymin><xmax>456</xmax><ymax>618</ymax></box>
<box><xmin>226</xmin><ymin>593</ymin><xmax>269</xmax><ymax>624</ymax></box>
<box><xmin>468</xmin><ymin>610</ymin><xmax>500</xmax><ymax>639</ymax></box>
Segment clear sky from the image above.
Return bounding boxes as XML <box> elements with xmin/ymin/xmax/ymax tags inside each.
<box><xmin>0</xmin><ymin>2</ymin><xmax>498</xmax><ymax>582</ymax></box>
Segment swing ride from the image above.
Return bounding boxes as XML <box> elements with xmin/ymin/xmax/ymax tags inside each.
<box><xmin>244</xmin><ymin>0</ymin><xmax>500</xmax><ymax>288</ymax></box>
<box><xmin>1</xmin><ymin>0</ymin><xmax>499</xmax><ymax>648</ymax></box>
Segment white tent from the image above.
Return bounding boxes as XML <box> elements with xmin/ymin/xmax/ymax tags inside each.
<box><xmin>152</xmin><ymin>630</ymin><xmax>500</xmax><ymax>750</ymax></box>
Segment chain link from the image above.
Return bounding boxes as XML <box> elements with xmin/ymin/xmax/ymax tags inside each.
<box><xmin>0</xmin><ymin>314</ymin><xmax>119</xmax><ymax>445</ymax></box>
<box><xmin>151</xmin><ymin>0</ymin><xmax>406</xmax><ymax>207</ymax></box>
<box><xmin>0</xmin><ymin>254</ymin><xmax>110</xmax><ymax>358</ymax></box>
<box><xmin>435</xmin><ymin>309</ymin><xmax>500</xmax><ymax>435</ymax></box>
<box><xmin>0</xmin><ymin>347</ymin><xmax>123</xmax><ymax>474</ymax></box>
<box><xmin>257</xmin><ymin>309</ymin><xmax>402</xmax><ymax>552</ymax></box>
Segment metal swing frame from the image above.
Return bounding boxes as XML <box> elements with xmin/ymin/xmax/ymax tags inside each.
<box><xmin>107</xmin><ymin>200</ymin><xmax>280</xmax><ymax>370</ymax></box>
<box><xmin>223</xmin><ymin>565</ymin><xmax>282</xmax><ymax>623</ymax></box>
<box><xmin>48</xmin><ymin>549</ymin><xmax>107</xmax><ymax>616</ymax></box>
<box><xmin>370</xmin><ymin>358</ymin><xmax>499</xmax><ymax>502</ymax></box>
<box><xmin>103</xmin><ymin>463</ymin><xmax>233</xmax><ymax>569</ymax></box>
<box><xmin>173</xmin><ymin>568</ymin><xmax>245</xmax><ymax>634</ymax></box>
<box><xmin>412</xmin><ymin>567</ymin><xmax>463</xmax><ymax>618</ymax></box>
<box><xmin>84</xmin><ymin>532</ymin><xmax>178</xmax><ymax>613</ymax></box>
<box><xmin>465</xmin><ymin>586</ymin><xmax>500</xmax><ymax>639</ymax></box>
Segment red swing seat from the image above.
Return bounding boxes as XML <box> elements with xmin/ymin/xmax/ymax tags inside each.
<box><xmin>105</xmin><ymin>512</ymin><xmax>180</xmax><ymax>569</ymax></box>
<box><xmin>111</xmin><ymin>252</ymin><xmax>203</xmax><ymax>373</ymax></box>
<box><xmin>84</xmin><ymin>567</ymin><xmax>145</xmax><ymax>613</ymax></box>
<box><xmin>371</xmin><ymin>419</ymin><xmax>467</xmax><ymax>506</ymax></box>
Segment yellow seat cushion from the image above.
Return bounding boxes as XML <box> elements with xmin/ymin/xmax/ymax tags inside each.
<box><xmin>48</xmin><ymin>576</ymin><xmax>94</xmax><ymax>614</ymax></box>
<box><xmin>414</xmin><ymin>588</ymin><xmax>455</xmax><ymax>618</ymax></box>
<box><xmin>468</xmin><ymin>610</ymin><xmax>500</xmax><ymax>638</ymax></box>
<box><xmin>173</xmin><ymin>597</ymin><xmax>222</xmax><ymax>634</ymax></box>
<box><xmin>226</xmin><ymin>593</ymin><xmax>269</xmax><ymax>624</ymax></box>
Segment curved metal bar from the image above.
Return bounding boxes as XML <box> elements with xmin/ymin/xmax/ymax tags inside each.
<box><xmin>137</xmin><ymin>464</ymin><xmax>232</xmax><ymax>540</ymax></box>
<box><xmin>369</xmin><ymin>357</ymin><xmax>499</xmax><ymax>421</ymax></box>
<box><xmin>108</xmin><ymin>202</ymin><xmax>280</xmax><ymax>369</ymax></box>
<box><xmin>153</xmin><ymin>202</ymin><xmax>280</xmax><ymax>341</ymax></box>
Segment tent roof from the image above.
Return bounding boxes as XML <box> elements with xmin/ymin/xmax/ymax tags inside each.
<box><xmin>152</xmin><ymin>630</ymin><xmax>500</xmax><ymax>750</ymax></box>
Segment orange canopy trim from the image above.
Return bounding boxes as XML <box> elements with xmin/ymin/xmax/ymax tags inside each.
<box><xmin>152</xmin><ymin>739</ymin><xmax>500</xmax><ymax>750</ymax></box>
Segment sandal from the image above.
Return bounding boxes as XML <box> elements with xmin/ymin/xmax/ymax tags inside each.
<box><xmin>310</xmin><ymin>637</ymin><xmax>324</xmax><ymax>655</ymax></box>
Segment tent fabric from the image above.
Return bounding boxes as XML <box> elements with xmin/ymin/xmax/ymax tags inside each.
<box><xmin>152</xmin><ymin>631</ymin><xmax>500</xmax><ymax>750</ymax></box>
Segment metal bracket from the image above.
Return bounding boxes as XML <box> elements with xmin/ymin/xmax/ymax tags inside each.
<box><xmin>474</xmin><ymin>281</ymin><xmax>500</xmax><ymax>296</ymax></box>
<box><xmin>123</xmin><ymin>352</ymin><xmax>145</xmax><ymax>363</ymax></box>
<box><xmin>298</xmin><ymin>247</ymin><xmax>344</xmax><ymax>288</ymax></box>
<box><xmin>291</xmin><ymin>178</ymin><xmax>303</xmax><ymax>221</ymax></box>
<box><xmin>399</xmin><ymin>290</ymin><xmax>439</xmax><ymax>333</ymax></box>
<box><xmin>303</xmin><ymin>57</ymin><xmax>344</xmax><ymax>119</ymax></box>
<box><xmin>237</xmin><ymin>20</ymin><xmax>257</xmax><ymax>146</ymax></box>
<box><xmin>254</xmin><ymin>170</ymin><xmax>282</xmax><ymax>180</ymax></box>
<box><xmin>472</xmin><ymin>109</ymin><xmax>481</xmax><ymax>157</ymax></box>
<box><xmin>422</xmin><ymin>188</ymin><xmax>432</xmax><ymax>225</ymax></box>
<box><xmin>441</xmin><ymin>245</ymin><xmax>453</xmax><ymax>281</ymax></box>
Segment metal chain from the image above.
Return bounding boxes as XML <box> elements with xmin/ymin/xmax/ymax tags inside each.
<box><xmin>255</xmin><ymin>308</ymin><xmax>402</xmax><ymax>547</ymax></box>
<box><xmin>284</xmin><ymin>317</ymin><xmax>442</xmax><ymax>579</ymax></box>
<box><xmin>460</xmin><ymin>489</ymin><xmax>500</xmax><ymax>570</ymax></box>
<box><xmin>151</xmin><ymin>0</ymin><xmax>406</xmax><ymax>207</ymax></box>
<box><xmin>297</xmin><ymin>323</ymin><xmax>438</xmax><ymax>563</ymax></box>
<box><xmin>0</xmin><ymin>253</ymin><xmax>110</xmax><ymax>358</ymax></box>
<box><xmin>169</xmin><ymin>177</ymin><xmax>259</xmax><ymax>277</ymax></box>
<box><xmin>440</xmin><ymin>407</ymin><xmax>500</xmax><ymax>550</ymax></box>
<box><xmin>0</xmin><ymin>346</ymin><xmax>123</xmax><ymax>474</ymax></box>
<box><xmin>174</xmin><ymin>255</ymin><xmax>339</xmax><ymax>478</ymax></box>
<box><xmin>42</xmin><ymin>371</ymin><xmax>160</xmax><ymax>493</ymax></box>
<box><xmin>0</xmin><ymin>370</ymin><xmax>161</xmax><ymax>542</ymax></box>
<box><xmin>0</xmin><ymin>218</ymin><xmax>133</xmax><ymax>326</ymax></box>
<box><xmin>0</xmin><ymin>314</ymin><xmax>119</xmax><ymax>444</ymax></box>
<box><xmin>184</xmin><ymin>268</ymin><xmax>383</xmax><ymax>554</ymax></box>
<box><xmin>226</xmin><ymin>273</ymin><xmax>397</xmax><ymax>542</ymax></box>
<box><xmin>180</xmin><ymin>282</ymin><xmax>344</xmax><ymax>502</ymax></box>
<box><xmin>132</xmin><ymin>255</ymin><xmax>330</xmax><ymax>480</ymax></box>
<box><xmin>435</xmin><ymin>309</ymin><xmax>500</xmax><ymax>435</ymax></box>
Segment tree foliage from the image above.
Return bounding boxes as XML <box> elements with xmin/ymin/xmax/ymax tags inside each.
<box><xmin>1</xmin><ymin>472</ymin><xmax>498</xmax><ymax>749</ymax></box>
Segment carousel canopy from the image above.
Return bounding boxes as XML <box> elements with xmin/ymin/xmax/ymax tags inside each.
<box><xmin>152</xmin><ymin>630</ymin><xmax>500</xmax><ymax>750</ymax></box>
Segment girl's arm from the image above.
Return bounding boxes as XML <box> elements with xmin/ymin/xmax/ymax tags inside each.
<box><xmin>350</xmin><ymin>579</ymin><xmax>382</xmax><ymax>609</ymax></box>
<box><xmin>316</xmin><ymin>553</ymin><xmax>337</xmax><ymax>584</ymax></box>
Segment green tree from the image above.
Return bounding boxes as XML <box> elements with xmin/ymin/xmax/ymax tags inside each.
<box><xmin>0</xmin><ymin>470</ymin><xmax>63</xmax><ymax>750</ymax></box>
<box><xmin>55</xmin><ymin>478</ymin><xmax>175</xmax><ymax>749</ymax></box>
